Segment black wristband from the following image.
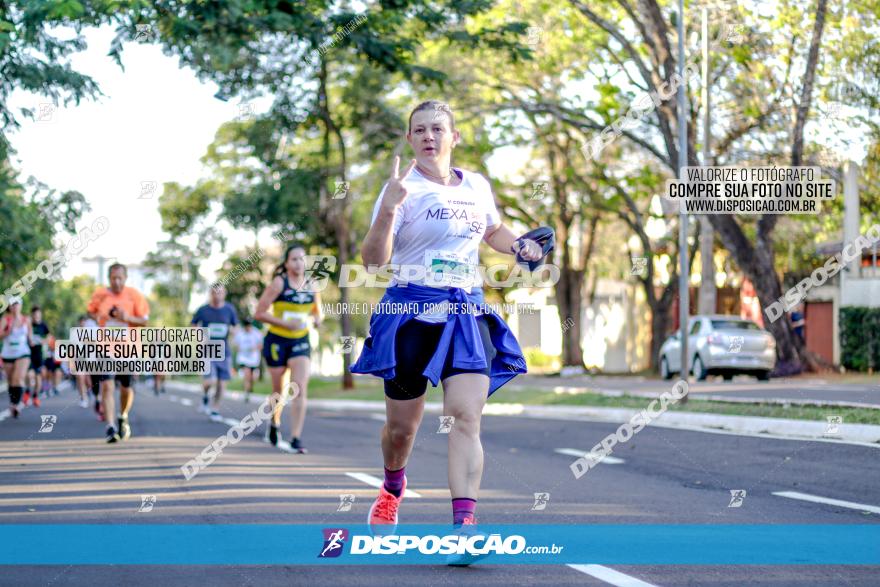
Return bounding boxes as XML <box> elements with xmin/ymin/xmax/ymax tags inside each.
<box><xmin>513</xmin><ymin>227</ymin><xmax>555</xmax><ymax>271</ymax></box>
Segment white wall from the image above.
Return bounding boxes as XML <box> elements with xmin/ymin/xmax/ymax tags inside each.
<box><xmin>582</xmin><ymin>279</ymin><xmax>651</xmax><ymax>373</ymax></box>
<box><xmin>311</xmin><ymin>281</ymin><xmax>654</xmax><ymax>376</ymax></box>
<box><xmin>840</xmin><ymin>273</ymin><xmax>880</xmax><ymax>308</ymax></box>
<box><xmin>312</xmin><ymin>332</ymin><xmax>364</xmax><ymax>376</ymax></box>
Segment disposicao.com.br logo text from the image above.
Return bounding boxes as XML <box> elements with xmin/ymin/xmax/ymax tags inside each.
<box><xmin>318</xmin><ymin>528</ymin><xmax>564</xmax><ymax>558</ymax></box>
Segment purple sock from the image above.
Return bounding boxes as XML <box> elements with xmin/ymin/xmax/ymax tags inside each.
<box><xmin>383</xmin><ymin>466</ymin><xmax>405</xmax><ymax>497</ymax></box>
<box><xmin>452</xmin><ymin>497</ymin><xmax>477</xmax><ymax>525</ymax></box>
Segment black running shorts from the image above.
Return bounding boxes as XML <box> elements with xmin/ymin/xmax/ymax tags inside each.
<box><xmin>93</xmin><ymin>373</ymin><xmax>133</xmax><ymax>388</ymax></box>
<box><xmin>29</xmin><ymin>346</ymin><xmax>43</xmax><ymax>371</ymax></box>
<box><xmin>384</xmin><ymin>317</ymin><xmax>496</xmax><ymax>401</ymax></box>
<box><xmin>262</xmin><ymin>332</ymin><xmax>310</xmax><ymax>367</ymax></box>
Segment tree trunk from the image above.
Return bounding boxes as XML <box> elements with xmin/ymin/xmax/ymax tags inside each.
<box><xmin>650</xmin><ymin>297</ymin><xmax>673</xmax><ymax>372</ymax></box>
<box><xmin>336</xmin><ymin>219</ymin><xmax>354</xmax><ymax>388</ymax></box>
<box><xmin>645</xmin><ymin>279</ymin><xmax>678</xmax><ymax>371</ymax></box>
<box><xmin>319</xmin><ymin>56</ymin><xmax>355</xmax><ymax>389</ymax></box>
<box><xmin>698</xmin><ymin>217</ymin><xmax>716</xmax><ymax>314</ymax></box>
<box><xmin>709</xmin><ymin>214</ymin><xmax>805</xmax><ymax>373</ymax></box>
<box><xmin>743</xmin><ymin>240</ymin><xmax>804</xmax><ymax>374</ymax></box>
<box><xmin>791</xmin><ymin>0</ymin><xmax>828</xmax><ymax>168</ymax></box>
<box><xmin>543</xmin><ymin>139</ymin><xmax>592</xmax><ymax>370</ymax></box>
<box><xmin>316</xmin><ymin>56</ymin><xmax>355</xmax><ymax>388</ymax></box>
<box><xmin>554</xmin><ymin>210</ymin><xmax>596</xmax><ymax>368</ymax></box>
<box><xmin>555</xmin><ymin>265</ymin><xmax>586</xmax><ymax>367</ymax></box>
<box><xmin>646</xmin><ymin>0</ymin><xmax>827</xmax><ymax>373</ymax></box>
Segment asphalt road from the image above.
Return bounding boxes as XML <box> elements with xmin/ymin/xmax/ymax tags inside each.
<box><xmin>0</xmin><ymin>379</ymin><xmax>877</xmax><ymax>586</ymax></box>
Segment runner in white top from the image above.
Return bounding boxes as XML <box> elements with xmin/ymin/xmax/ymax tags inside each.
<box><xmin>370</xmin><ymin>163</ymin><xmax>501</xmax><ymax>322</ymax></box>
<box><xmin>359</xmin><ymin>101</ymin><xmax>543</xmax><ymax>565</ymax></box>
<box><xmin>0</xmin><ymin>297</ymin><xmax>33</xmax><ymax>418</ymax></box>
<box><xmin>233</xmin><ymin>319</ymin><xmax>263</xmax><ymax>403</ymax></box>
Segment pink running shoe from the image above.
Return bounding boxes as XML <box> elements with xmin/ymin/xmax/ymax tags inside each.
<box><xmin>367</xmin><ymin>476</ymin><xmax>406</xmax><ymax>536</ymax></box>
<box><xmin>446</xmin><ymin>517</ymin><xmax>490</xmax><ymax>567</ymax></box>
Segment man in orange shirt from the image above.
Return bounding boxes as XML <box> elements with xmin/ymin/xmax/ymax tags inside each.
<box><xmin>86</xmin><ymin>263</ymin><xmax>150</xmax><ymax>443</ymax></box>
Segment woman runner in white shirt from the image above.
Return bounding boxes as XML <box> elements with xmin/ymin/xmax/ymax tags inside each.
<box><xmin>0</xmin><ymin>297</ymin><xmax>33</xmax><ymax>418</ymax></box>
<box><xmin>233</xmin><ymin>319</ymin><xmax>263</xmax><ymax>403</ymax></box>
<box><xmin>355</xmin><ymin>101</ymin><xmax>544</xmax><ymax>565</ymax></box>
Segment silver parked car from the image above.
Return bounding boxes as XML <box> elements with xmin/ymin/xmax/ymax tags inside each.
<box><xmin>658</xmin><ymin>315</ymin><xmax>777</xmax><ymax>381</ymax></box>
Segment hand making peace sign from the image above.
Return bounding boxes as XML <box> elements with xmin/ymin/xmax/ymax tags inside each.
<box><xmin>380</xmin><ymin>155</ymin><xmax>418</xmax><ymax>212</ymax></box>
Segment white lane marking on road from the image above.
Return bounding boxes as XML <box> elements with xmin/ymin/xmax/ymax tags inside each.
<box><xmin>568</xmin><ymin>564</ymin><xmax>659</xmax><ymax>586</ymax></box>
<box><xmin>772</xmin><ymin>491</ymin><xmax>880</xmax><ymax>514</ymax></box>
<box><xmin>179</xmin><ymin>398</ymin><xmax>193</xmax><ymax>406</ymax></box>
<box><xmin>555</xmin><ymin>448</ymin><xmax>625</xmax><ymax>464</ymax></box>
<box><xmin>0</xmin><ymin>409</ymin><xmax>9</xmax><ymax>422</ymax></box>
<box><xmin>369</xmin><ymin>413</ymin><xmax>387</xmax><ymax>422</ymax></box>
<box><xmin>345</xmin><ymin>472</ymin><xmax>421</xmax><ymax>498</ymax></box>
<box><xmin>168</xmin><ymin>395</ymin><xmax>179</xmax><ymax>402</ymax></box>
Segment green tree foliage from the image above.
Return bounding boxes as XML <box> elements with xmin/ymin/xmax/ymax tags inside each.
<box><xmin>215</xmin><ymin>243</ymin><xmax>268</xmax><ymax>321</ymax></box>
<box><xmin>0</xmin><ymin>1</ymin><xmax>121</xmax><ymax>304</ymax></box>
<box><xmin>25</xmin><ymin>274</ymin><xmax>95</xmax><ymax>335</ymax></box>
<box><xmin>839</xmin><ymin>307</ymin><xmax>880</xmax><ymax>372</ymax></box>
<box><xmin>0</xmin><ymin>0</ymin><xmax>123</xmax><ymax>132</ymax></box>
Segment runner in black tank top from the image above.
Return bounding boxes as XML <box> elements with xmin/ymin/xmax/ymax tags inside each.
<box><xmin>255</xmin><ymin>244</ymin><xmax>324</xmax><ymax>453</ymax></box>
<box><xmin>28</xmin><ymin>306</ymin><xmax>50</xmax><ymax>405</ymax></box>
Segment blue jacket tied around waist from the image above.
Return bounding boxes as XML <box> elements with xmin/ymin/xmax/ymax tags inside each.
<box><xmin>351</xmin><ymin>284</ymin><xmax>527</xmax><ymax>395</ymax></box>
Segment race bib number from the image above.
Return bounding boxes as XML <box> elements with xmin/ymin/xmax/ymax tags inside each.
<box><xmin>282</xmin><ymin>312</ymin><xmax>308</xmax><ymax>327</ymax></box>
<box><xmin>424</xmin><ymin>249</ymin><xmax>474</xmax><ymax>288</ymax></box>
<box><xmin>207</xmin><ymin>323</ymin><xmax>229</xmax><ymax>339</ymax></box>
<box><xmin>31</xmin><ymin>334</ymin><xmax>43</xmax><ymax>345</ymax></box>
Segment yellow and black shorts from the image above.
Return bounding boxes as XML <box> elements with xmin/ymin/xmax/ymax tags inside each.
<box><xmin>262</xmin><ymin>331</ymin><xmax>310</xmax><ymax>367</ymax></box>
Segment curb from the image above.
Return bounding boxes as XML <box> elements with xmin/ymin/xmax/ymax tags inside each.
<box><xmin>505</xmin><ymin>383</ymin><xmax>880</xmax><ymax>410</ymax></box>
<box><xmin>164</xmin><ymin>381</ymin><xmax>880</xmax><ymax>447</ymax></box>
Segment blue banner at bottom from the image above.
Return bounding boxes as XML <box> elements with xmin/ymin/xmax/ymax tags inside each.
<box><xmin>1</xmin><ymin>524</ymin><xmax>878</xmax><ymax>565</ymax></box>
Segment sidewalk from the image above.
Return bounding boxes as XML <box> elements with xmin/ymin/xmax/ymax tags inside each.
<box><xmin>166</xmin><ymin>381</ymin><xmax>880</xmax><ymax>448</ymax></box>
<box><xmin>505</xmin><ymin>373</ymin><xmax>880</xmax><ymax>409</ymax></box>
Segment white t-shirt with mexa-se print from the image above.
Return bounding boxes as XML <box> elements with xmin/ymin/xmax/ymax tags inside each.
<box><xmin>370</xmin><ymin>167</ymin><xmax>501</xmax><ymax>323</ymax></box>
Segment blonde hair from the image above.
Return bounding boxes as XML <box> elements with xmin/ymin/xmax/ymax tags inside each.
<box><xmin>408</xmin><ymin>101</ymin><xmax>456</xmax><ymax>133</ymax></box>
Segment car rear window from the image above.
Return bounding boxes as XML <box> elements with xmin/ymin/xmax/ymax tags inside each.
<box><xmin>711</xmin><ymin>320</ymin><xmax>761</xmax><ymax>331</ymax></box>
